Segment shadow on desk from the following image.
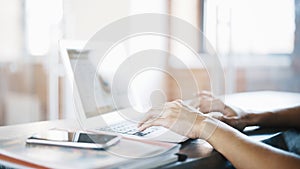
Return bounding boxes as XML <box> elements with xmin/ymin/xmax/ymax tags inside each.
<box><xmin>162</xmin><ymin>139</ymin><xmax>227</xmax><ymax>169</ymax></box>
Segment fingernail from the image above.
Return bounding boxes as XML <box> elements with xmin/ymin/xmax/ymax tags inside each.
<box><xmin>138</xmin><ymin>127</ymin><xmax>143</xmax><ymax>131</ymax></box>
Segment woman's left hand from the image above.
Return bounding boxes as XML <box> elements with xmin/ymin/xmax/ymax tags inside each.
<box><xmin>138</xmin><ymin>100</ymin><xmax>207</xmax><ymax>139</ymax></box>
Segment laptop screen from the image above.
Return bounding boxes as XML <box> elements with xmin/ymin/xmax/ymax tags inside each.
<box><xmin>68</xmin><ymin>49</ymin><xmax>116</xmax><ymax>118</ymax></box>
<box><xmin>64</xmin><ymin>40</ymin><xmax>201</xmax><ymax>120</ymax></box>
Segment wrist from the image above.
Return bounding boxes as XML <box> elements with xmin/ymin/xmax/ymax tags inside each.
<box><xmin>246</xmin><ymin>113</ymin><xmax>259</xmax><ymax>126</ymax></box>
<box><xmin>251</xmin><ymin>111</ymin><xmax>273</xmax><ymax>126</ymax></box>
<box><xmin>198</xmin><ymin>116</ymin><xmax>219</xmax><ymax>140</ymax></box>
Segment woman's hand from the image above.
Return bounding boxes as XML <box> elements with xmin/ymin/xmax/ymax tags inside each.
<box><xmin>191</xmin><ymin>91</ymin><xmax>227</xmax><ymax>113</ymax></box>
<box><xmin>196</xmin><ymin>91</ymin><xmax>253</xmax><ymax>131</ymax></box>
<box><xmin>138</xmin><ymin>100</ymin><xmax>208</xmax><ymax>139</ymax></box>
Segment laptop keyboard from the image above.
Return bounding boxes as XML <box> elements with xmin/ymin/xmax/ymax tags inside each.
<box><xmin>97</xmin><ymin>121</ymin><xmax>160</xmax><ymax>137</ymax></box>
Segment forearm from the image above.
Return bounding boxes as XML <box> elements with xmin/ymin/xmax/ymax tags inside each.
<box><xmin>202</xmin><ymin>118</ymin><xmax>300</xmax><ymax>169</ymax></box>
<box><xmin>250</xmin><ymin>105</ymin><xmax>300</xmax><ymax>129</ymax></box>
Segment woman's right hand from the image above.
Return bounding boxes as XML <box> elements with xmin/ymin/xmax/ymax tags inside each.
<box><xmin>197</xmin><ymin>91</ymin><xmax>254</xmax><ymax>131</ymax></box>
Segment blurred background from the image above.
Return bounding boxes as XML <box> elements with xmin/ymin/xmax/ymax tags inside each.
<box><xmin>0</xmin><ymin>0</ymin><xmax>299</xmax><ymax>125</ymax></box>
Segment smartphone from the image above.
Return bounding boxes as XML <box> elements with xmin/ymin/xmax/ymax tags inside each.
<box><xmin>26</xmin><ymin>130</ymin><xmax>121</xmax><ymax>149</ymax></box>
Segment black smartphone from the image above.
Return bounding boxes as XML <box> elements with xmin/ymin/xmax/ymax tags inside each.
<box><xmin>26</xmin><ymin>130</ymin><xmax>121</xmax><ymax>149</ymax></box>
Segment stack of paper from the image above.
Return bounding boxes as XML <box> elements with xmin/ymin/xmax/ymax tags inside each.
<box><xmin>0</xmin><ymin>136</ymin><xmax>180</xmax><ymax>169</ymax></box>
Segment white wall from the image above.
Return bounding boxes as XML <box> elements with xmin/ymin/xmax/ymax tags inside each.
<box><xmin>63</xmin><ymin>0</ymin><xmax>131</xmax><ymax>40</ymax></box>
<box><xmin>0</xmin><ymin>0</ymin><xmax>23</xmax><ymax>62</ymax></box>
<box><xmin>62</xmin><ymin>0</ymin><xmax>131</xmax><ymax>118</ymax></box>
<box><xmin>61</xmin><ymin>0</ymin><xmax>170</xmax><ymax>117</ymax></box>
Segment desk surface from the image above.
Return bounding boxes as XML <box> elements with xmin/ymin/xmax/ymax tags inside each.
<box><xmin>0</xmin><ymin>91</ymin><xmax>300</xmax><ymax>169</ymax></box>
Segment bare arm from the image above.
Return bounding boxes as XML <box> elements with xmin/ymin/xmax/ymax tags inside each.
<box><xmin>206</xmin><ymin>118</ymin><xmax>300</xmax><ymax>169</ymax></box>
<box><xmin>138</xmin><ymin>100</ymin><xmax>300</xmax><ymax>169</ymax></box>
<box><xmin>250</xmin><ymin>106</ymin><xmax>300</xmax><ymax>129</ymax></box>
<box><xmin>196</xmin><ymin>91</ymin><xmax>300</xmax><ymax>130</ymax></box>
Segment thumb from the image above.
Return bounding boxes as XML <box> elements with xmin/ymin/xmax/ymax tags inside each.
<box><xmin>220</xmin><ymin>115</ymin><xmax>238</xmax><ymax>127</ymax></box>
<box><xmin>220</xmin><ymin>115</ymin><xmax>233</xmax><ymax>124</ymax></box>
<box><xmin>221</xmin><ymin>115</ymin><xmax>245</xmax><ymax>131</ymax></box>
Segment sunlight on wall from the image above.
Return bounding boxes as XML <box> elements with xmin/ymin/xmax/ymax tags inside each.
<box><xmin>26</xmin><ymin>0</ymin><xmax>63</xmax><ymax>56</ymax></box>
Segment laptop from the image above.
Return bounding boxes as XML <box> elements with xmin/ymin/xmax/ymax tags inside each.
<box><xmin>59</xmin><ymin>40</ymin><xmax>188</xmax><ymax>143</ymax></box>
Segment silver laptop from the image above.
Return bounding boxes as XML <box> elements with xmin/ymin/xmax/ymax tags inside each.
<box><xmin>60</xmin><ymin>40</ymin><xmax>187</xmax><ymax>143</ymax></box>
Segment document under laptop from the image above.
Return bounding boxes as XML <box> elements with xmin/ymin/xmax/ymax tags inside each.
<box><xmin>60</xmin><ymin>40</ymin><xmax>187</xmax><ymax>143</ymax></box>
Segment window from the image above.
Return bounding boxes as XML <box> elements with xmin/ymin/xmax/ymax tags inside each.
<box><xmin>205</xmin><ymin>0</ymin><xmax>295</xmax><ymax>55</ymax></box>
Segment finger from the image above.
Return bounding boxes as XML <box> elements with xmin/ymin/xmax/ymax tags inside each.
<box><xmin>188</xmin><ymin>99</ymin><xmax>199</xmax><ymax>108</ymax></box>
<box><xmin>207</xmin><ymin>112</ymin><xmax>223</xmax><ymax>120</ymax></box>
<box><xmin>164</xmin><ymin>101</ymin><xmax>175</xmax><ymax>108</ymax></box>
<box><xmin>149</xmin><ymin>105</ymin><xmax>164</xmax><ymax>111</ymax></box>
<box><xmin>199</xmin><ymin>95</ymin><xmax>211</xmax><ymax>100</ymax></box>
<box><xmin>199</xmin><ymin>101</ymin><xmax>213</xmax><ymax>113</ymax></box>
<box><xmin>220</xmin><ymin>115</ymin><xmax>239</xmax><ymax>127</ymax></box>
<box><xmin>137</xmin><ymin>114</ymin><xmax>152</xmax><ymax>128</ymax></box>
<box><xmin>194</xmin><ymin>90</ymin><xmax>211</xmax><ymax>96</ymax></box>
<box><xmin>138</xmin><ymin>118</ymin><xmax>169</xmax><ymax>131</ymax></box>
<box><xmin>180</xmin><ymin>102</ymin><xmax>199</xmax><ymax>112</ymax></box>
<box><xmin>198</xmin><ymin>91</ymin><xmax>213</xmax><ymax>97</ymax></box>
<box><xmin>137</xmin><ymin>109</ymin><xmax>162</xmax><ymax>127</ymax></box>
<box><xmin>164</xmin><ymin>101</ymin><xmax>181</xmax><ymax>110</ymax></box>
<box><xmin>174</xmin><ymin>99</ymin><xmax>183</xmax><ymax>104</ymax></box>
<box><xmin>168</xmin><ymin>99</ymin><xmax>184</xmax><ymax>106</ymax></box>
<box><xmin>222</xmin><ymin>115</ymin><xmax>246</xmax><ymax>131</ymax></box>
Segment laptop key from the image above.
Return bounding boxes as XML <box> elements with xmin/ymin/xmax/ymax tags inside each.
<box><xmin>133</xmin><ymin>132</ymin><xmax>146</xmax><ymax>136</ymax></box>
<box><xmin>97</xmin><ymin>121</ymin><xmax>160</xmax><ymax>136</ymax></box>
